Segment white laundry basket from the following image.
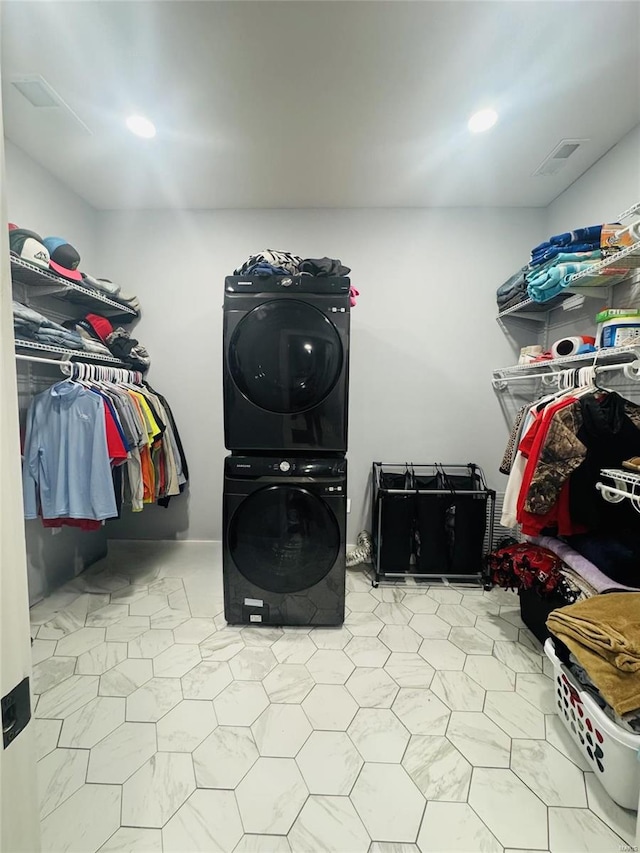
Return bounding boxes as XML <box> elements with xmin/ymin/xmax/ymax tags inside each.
<box><xmin>544</xmin><ymin>638</ymin><xmax>640</xmax><ymax>810</ymax></box>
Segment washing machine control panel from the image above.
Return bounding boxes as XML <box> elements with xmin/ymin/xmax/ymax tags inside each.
<box><xmin>226</xmin><ymin>456</ymin><xmax>346</xmax><ymax>478</ymax></box>
<box><xmin>279</xmin><ymin>461</ymin><xmax>291</xmax><ymax>472</ymax></box>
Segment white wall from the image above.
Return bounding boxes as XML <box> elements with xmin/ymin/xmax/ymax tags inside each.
<box><xmin>97</xmin><ymin>208</ymin><xmax>546</xmax><ymax>542</ymax></box>
<box><xmin>546</xmin><ymin>124</ymin><xmax>640</xmax><ymax>233</ymax></box>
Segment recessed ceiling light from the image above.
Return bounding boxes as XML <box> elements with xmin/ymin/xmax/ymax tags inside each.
<box><xmin>468</xmin><ymin>108</ymin><xmax>498</xmax><ymax>134</ymax></box>
<box><xmin>126</xmin><ymin>115</ymin><xmax>156</xmax><ymax>138</ymax></box>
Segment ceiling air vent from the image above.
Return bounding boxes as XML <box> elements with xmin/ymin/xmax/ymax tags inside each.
<box><xmin>533</xmin><ymin>139</ymin><xmax>588</xmax><ymax>177</ymax></box>
<box><xmin>10</xmin><ymin>74</ymin><xmax>92</xmax><ymax>134</ymax></box>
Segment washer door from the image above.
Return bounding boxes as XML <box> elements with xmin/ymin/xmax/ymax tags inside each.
<box><xmin>229</xmin><ymin>486</ymin><xmax>340</xmax><ymax>594</ymax></box>
<box><xmin>229</xmin><ymin>300</ymin><xmax>343</xmax><ymax>414</ymax></box>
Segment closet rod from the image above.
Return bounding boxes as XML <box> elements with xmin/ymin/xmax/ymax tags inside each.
<box><xmin>492</xmin><ymin>359</ymin><xmax>640</xmax><ymax>388</ymax></box>
<box><xmin>15</xmin><ymin>354</ymin><xmax>72</xmax><ymax>371</ymax></box>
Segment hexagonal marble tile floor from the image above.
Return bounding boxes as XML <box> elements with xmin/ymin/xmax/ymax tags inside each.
<box><xmin>31</xmin><ymin>541</ymin><xmax>636</xmax><ymax>853</ymax></box>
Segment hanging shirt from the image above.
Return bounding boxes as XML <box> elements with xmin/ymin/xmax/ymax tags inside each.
<box><xmin>22</xmin><ymin>381</ymin><xmax>118</xmax><ymax>521</ymax></box>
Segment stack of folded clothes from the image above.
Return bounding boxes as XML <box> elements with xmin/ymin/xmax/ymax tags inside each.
<box><xmin>234</xmin><ymin>250</ymin><xmax>351</xmax><ymax>279</ymax></box>
<box><xmin>67</xmin><ymin>313</ymin><xmax>150</xmax><ymax>372</ymax></box>
<box><xmin>13</xmin><ymin>301</ymin><xmax>90</xmax><ymax>352</ymax></box>
<box><xmin>526</xmin><ymin>224</ymin><xmax>615</xmax><ymax>304</ymax></box>
<box><xmin>547</xmin><ymin>593</ymin><xmax>640</xmax><ymax>730</ymax></box>
<box><xmin>496</xmin><ymin>266</ymin><xmax>529</xmax><ymax>311</ymax></box>
<box><xmin>80</xmin><ymin>274</ymin><xmax>141</xmax><ymax>314</ymax></box>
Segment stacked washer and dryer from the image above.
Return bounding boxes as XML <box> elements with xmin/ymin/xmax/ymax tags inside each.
<box><xmin>222</xmin><ymin>273</ymin><xmax>351</xmax><ymax>625</ymax></box>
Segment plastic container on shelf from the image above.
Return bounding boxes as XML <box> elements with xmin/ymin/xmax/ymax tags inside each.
<box><xmin>544</xmin><ymin>638</ymin><xmax>640</xmax><ymax>810</ymax></box>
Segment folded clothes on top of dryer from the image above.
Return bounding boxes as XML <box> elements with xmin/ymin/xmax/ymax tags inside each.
<box><xmin>233</xmin><ymin>249</ymin><xmax>351</xmax><ymax>278</ymax></box>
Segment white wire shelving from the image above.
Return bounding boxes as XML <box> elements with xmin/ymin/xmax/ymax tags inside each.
<box><xmin>491</xmin><ymin>345</ymin><xmax>640</xmax><ymax>390</ymax></box>
<box><xmin>10</xmin><ymin>256</ymin><xmax>138</xmax><ymax>319</ymax></box>
<box><xmin>596</xmin><ymin>468</ymin><xmax>640</xmax><ymax>512</ymax></box>
<box><xmin>15</xmin><ymin>338</ymin><xmax>126</xmax><ymax>366</ymax></box>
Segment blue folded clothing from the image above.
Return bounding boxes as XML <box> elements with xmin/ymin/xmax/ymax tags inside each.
<box><xmin>527</xmin><ymin>259</ymin><xmax>600</xmax><ymax>303</ymax></box>
<box><xmin>530</xmin><ymin>244</ymin><xmax>601</xmax><ymax>266</ymax></box>
<box><xmin>243</xmin><ymin>262</ymin><xmax>290</xmax><ymax>277</ymax></box>
<box><xmin>549</xmin><ymin>225</ymin><xmax>602</xmax><ymax>247</ymax></box>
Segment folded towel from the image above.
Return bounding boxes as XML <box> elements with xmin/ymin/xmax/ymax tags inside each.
<box><xmin>530</xmin><ymin>245</ymin><xmax>602</xmax><ymax>267</ymax></box>
<box><xmin>548</xmin><ymin>225</ymin><xmax>603</xmax><ymax>247</ymax></box>
<box><xmin>547</xmin><ymin>593</ymin><xmax>640</xmax><ymax>715</ymax></box>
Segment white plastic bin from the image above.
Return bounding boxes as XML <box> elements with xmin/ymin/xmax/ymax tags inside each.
<box><xmin>544</xmin><ymin>638</ymin><xmax>640</xmax><ymax>810</ymax></box>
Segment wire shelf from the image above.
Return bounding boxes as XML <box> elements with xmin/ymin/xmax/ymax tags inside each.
<box><xmin>10</xmin><ymin>256</ymin><xmax>139</xmax><ymax>319</ymax></box>
<box><xmin>600</xmin><ymin>468</ymin><xmax>640</xmax><ymax>487</ymax></box>
<box><xmin>15</xmin><ymin>339</ymin><xmax>126</xmax><ymax>365</ymax></box>
<box><xmin>567</xmin><ymin>241</ymin><xmax>640</xmax><ymax>284</ymax></box>
<box><xmin>493</xmin><ymin>345</ymin><xmax>640</xmax><ymax>377</ymax></box>
<box><xmin>596</xmin><ymin>468</ymin><xmax>640</xmax><ymax>512</ymax></box>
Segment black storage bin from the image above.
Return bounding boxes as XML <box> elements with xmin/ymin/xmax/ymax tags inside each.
<box><xmin>415</xmin><ymin>474</ymin><xmax>450</xmax><ymax>573</ymax></box>
<box><xmin>518</xmin><ymin>587</ymin><xmax>566</xmax><ymax>646</ymax></box>
<box><xmin>376</xmin><ymin>471</ymin><xmax>414</xmax><ymax>574</ymax></box>
<box><xmin>442</xmin><ymin>470</ymin><xmax>488</xmax><ymax>575</ymax></box>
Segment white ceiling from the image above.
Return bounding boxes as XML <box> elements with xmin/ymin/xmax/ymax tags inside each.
<box><xmin>2</xmin><ymin>1</ymin><xmax>639</xmax><ymax>210</ymax></box>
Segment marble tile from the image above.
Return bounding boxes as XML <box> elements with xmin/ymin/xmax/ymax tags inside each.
<box><xmin>469</xmin><ymin>768</ymin><xmax>548</xmax><ymax>849</ymax></box>
<box><xmin>54</xmin><ymin>627</ymin><xmax>106</xmax><ymax>657</ymax></box>
<box><xmin>128</xmin><ymin>594</ymin><xmax>169</xmax><ymax>617</ymax></box>
<box><xmin>262</xmin><ymin>664</ymin><xmax>315</xmax><ymax>703</ymax></box>
<box><xmin>484</xmin><ymin>691</ymin><xmax>546</xmax><ymax>739</ymax></box>
<box><xmin>87</xmin><ymin>721</ymin><xmax>157</xmax><ymax>783</ymax></box>
<box><xmin>126</xmin><ymin>677</ymin><xmax>182</xmax><ymax>722</ymax></box>
<box><xmin>417</xmin><ymin>639</ymin><xmax>466</xmax><ymax>671</ymax></box>
<box><xmin>545</xmin><ymin>714</ymin><xmax>592</xmax><ymax>772</ymax></box>
<box><xmin>446</xmin><ymin>712</ymin><xmax>511</xmax><ymax>767</ymax></box>
<box><xmin>182</xmin><ymin>660</ymin><xmax>233</xmax><ymax>700</ymax></box>
<box><xmin>519</xmin><ymin>626</ymin><xmax>543</xmax><ymax>653</ymax></box>
<box><xmin>251</xmin><ymin>704</ymin><xmax>312</xmax><ymax>757</ymax></box>
<box><xmin>163</xmin><ymin>789</ymin><xmax>243</xmax><ymax>853</ymax></box>
<box><xmin>128</xmin><ymin>629</ymin><xmax>174</xmax><ymax>658</ymax></box>
<box><xmin>193</xmin><ymin>726</ymin><xmax>259</xmax><ymax>788</ymax></box>
<box><xmin>346</xmin><ymin>592</ymin><xmax>379</xmax><ymax>612</ymax></box>
<box><xmin>174</xmin><ymin>617</ymin><xmax>217</xmax><ymax>644</ymax></box>
<box><xmin>150</xmin><ymin>607</ymin><xmax>191</xmax><ymax>630</ymax></box>
<box><xmin>459</xmin><ymin>595</ymin><xmax>501</xmax><ymax>617</ymax></box>
<box><xmin>34</xmin><ymin>718</ymin><xmax>62</xmax><ymax>761</ymax></box>
<box><xmin>168</xmin><ymin>588</ymin><xmax>193</xmax><ymax>612</ymax></box>
<box><xmin>38</xmin><ymin>593</ymin><xmax>110</xmax><ymax>639</ymax></box>
<box><xmin>36</xmin><ymin>675</ymin><xmax>99</xmax><ymax>719</ymax></box>
<box><xmin>157</xmin><ymin>699</ymin><xmax>218</xmax><ymax>751</ymax></box>
<box><xmin>307</xmin><ymin>626</ymin><xmax>351</xmax><ymax>650</ymax></box>
<box><xmin>38</xmin><ymin>747</ymin><xmax>89</xmax><ymax>818</ymax></box>
<box><xmin>351</xmin><ymin>763</ymin><xmax>425</xmax><ymax>843</ymax></box>
<box><xmin>475</xmin><ymin>615</ymin><xmax>519</xmax><ymax>642</ymax></box>
<box><xmin>241</xmin><ymin>625</ymin><xmax>284</xmax><ymax>646</ymax></box>
<box><xmin>229</xmin><ymin>647</ymin><xmax>277</xmax><ymax>680</ymax></box>
<box><xmin>371</xmin><ymin>586</ymin><xmax>406</xmax><ymax>603</ymax></box>
<box><xmin>289</xmin><ymin>795</ymin><xmax>370</xmax><ymax>853</ymax></box>
<box><xmin>370</xmin><ymin>845</ymin><xmax>419</xmax><ymax>853</ymax></box>
<box><xmin>345</xmin><ymin>611</ymin><xmax>384</xmax><ymax>637</ymax></box>
<box><xmin>448</xmin><ymin>627</ymin><xmax>494</xmax><ymax>655</ymax></box>
<box><xmin>76</xmin><ymin>642</ymin><xmax>128</xmax><ymax>675</ymax></box>
<box><xmin>235</xmin><ymin>757</ymin><xmax>308</xmax><ymax>834</ymax></box>
<box><xmin>401</xmin><ymin>594</ymin><xmax>439</xmax><ymax>614</ymax></box>
<box><xmin>498</xmin><ymin>607</ymin><xmax>526</xmax><ymax>630</ymax></box>
<box><xmin>427</xmin><ymin>588</ymin><xmax>463</xmax><ymax>605</ymax></box>
<box><xmin>408</xmin><ymin>614</ymin><xmax>451</xmax><ymax>639</ymax></box>
<box><xmin>379</xmin><ymin>625</ymin><xmax>421</xmax><ymax>654</ymax></box>
<box><xmin>99</xmin><ymin>658</ymin><xmax>153</xmax><ymax>697</ymax></box>
<box><xmin>549</xmin><ymin>806</ymin><xmax>627</xmax><ymax>852</ymax></box>
<box><xmin>345</xmin><ymin>568</ymin><xmax>373</xmax><ymax>592</ymax></box>
<box><xmin>306</xmin><ymin>649</ymin><xmax>355</xmax><ymax>684</ymax></box>
<box><xmin>436</xmin><ymin>604</ymin><xmax>477</xmax><ymax>627</ymax></box>
<box><xmin>297</xmin><ymin>732</ymin><xmax>363</xmax><ymax>794</ymax></box>
<box><xmin>30</xmin><ymin>590</ymin><xmax>86</xmax><ymax>626</ymax></box>
<box><xmin>122</xmin><ymin>752</ymin><xmax>196</xmax><ymax>828</ymax></box>
<box><xmin>200</xmin><ymin>632</ymin><xmax>245</xmax><ymax>661</ymax></box>
<box><xmin>40</xmin><ymin>784</ymin><xmax>121</xmax><ymax>853</ymax></box>
<box><xmin>214</xmin><ymin>681</ymin><xmax>269</xmax><ymax>726</ymax></box>
<box><xmin>32</xmin><ymin>639</ymin><xmax>57</xmax><ymax>665</ymax></box>
<box><xmin>153</xmin><ymin>643</ymin><xmax>201</xmax><ymax>677</ymax></box>
<box><xmin>391</xmin><ymin>688</ymin><xmax>450</xmax><ymax>735</ymax></box>
<box><xmin>511</xmin><ymin>739</ymin><xmax>587</xmax><ymax>806</ymax></box>
<box><xmin>346</xmin><ymin>667</ymin><xmax>399</xmax><ymax>708</ymax></box>
<box><xmin>416</xmin><ymin>801</ymin><xmax>502</xmax><ymax>853</ymax></box>
<box><xmin>72</xmin><ymin>571</ymin><xmax>130</xmax><ymax>594</ymax></box>
<box><xmin>234</xmin><ymin>836</ymin><xmax>291</xmax><ymax>853</ymax></box>
<box><xmin>402</xmin><ymin>735</ymin><xmax>471</xmax><ymax>801</ymax></box>
<box><xmin>345</xmin><ymin>637</ymin><xmax>391</xmax><ymax>668</ymax></box>
<box><xmin>374</xmin><ymin>602</ymin><xmax>412</xmax><ymax>625</ymax></box>
<box><xmin>105</xmin><ymin>616</ymin><xmax>149</xmax><ymax>643</ymax></box>
<box><xmin>272</xmin><ymin>634</ymin><xmax>317</xmax><ymax>664</ymax></box>
<box><xmin>384</xmin><ymin>653</ymin><xmax>434</xmax><ymax>688</ymax></box>
<box><xmin>85</xmin><ymin>603</ymin><xmax>130</xmax><ymax>627</ymax></box>
<box><xmin>348</xmin><ymin>708</ymin><xmax>410</xmax><ymax>762</ymax></box>
<box><xmin>463</xmin><ymin>655</ymin><xmax>516</xmax><ymax>691</ymax></box>
<box><xmin>99</xmin><ymin>827</ymin><xmax>162</xmax><ymax>853</ymax></box>
<box><xmin>110</xmin><ymin>586</ymin><xmax>152</xmax><ymax>605</ymax></box>
<box><xmin>59</xmin><ymin>696</ymin><xmax>125</xmax><ymax>748</ymax></box>
<box><xmin>148</xmin><ymin>577</ymin><xmax>185</xmax><ymax>595</ymax></box>
<box><xmin>584</xmin><ymin>771</ymin><xmax>637</xmax><ymax>846</ymax></box>
<box><xmin>514</xmin><ymin>672</ymin><xmax>557</xmax><ymax>714</ymax></box>
<box><xmin>302</xmin><ymin>684</ymin><xmax>359</xmax><ymax>730</ymax></box>
<box><xmin>32</xmin><ymin>656</ymin><xmax>76</xmax><ymax>695</ymax></box>
<box><xmin>490</xmin><ymin>588</ymin><xmax>519</xmax><ymax>606</ymax></box>
<box><xmin>431</xmin><ymin>672</ymin><xmax>485</xmax><ymax>711</ymax></box>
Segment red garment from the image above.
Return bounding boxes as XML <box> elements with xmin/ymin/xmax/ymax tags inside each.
<box><xmin>103</xmin><ymin>401</ymin><xmax>127</xmax><ymax>465</ymax></box>
<box><xmin>41</xmin><ymin>517</ymin><xmax>102</xmax><ymax>531</ymax></box>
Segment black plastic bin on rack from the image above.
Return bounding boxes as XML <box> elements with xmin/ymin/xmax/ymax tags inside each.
<box><xmin>372</xmin><ymin>463</ymin><xmax>495</xmax><ymax>585</ymax></box>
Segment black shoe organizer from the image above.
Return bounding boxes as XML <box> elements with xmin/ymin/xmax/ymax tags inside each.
<box><xmin>371</xmin><ymin>462</ymin><xmax>495</xmax><ymax>585</ymax></box>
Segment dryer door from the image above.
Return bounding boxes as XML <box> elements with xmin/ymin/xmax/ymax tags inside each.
<box><xmin>229</xmin><ymin>485</ymin><xmax>340</xmax><ymax>593</ymax></box>
<box><xmin>229</xmin><ymin>300</ymin><xmax>343</xmax><ymax>414</ymax></box>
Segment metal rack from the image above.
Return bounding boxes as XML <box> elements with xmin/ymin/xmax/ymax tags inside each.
<box><xmin>10</xmin><ymin>256</ymin><xmax>138</xmax><ymax>320</ymax></box>
<box><xmin>596</xmin><ymin>468</ymin><xmax>640</xmax><ymax>511</ymax></box>
<box><xmin>15</xmin><ymin>338</ymin><xmax>126</xmax><ymax>366</ymax></box>
<box><xmin>371</xmin><ymin>462</ymin><xmax>495</xmax><ymax>586</ymax></box>
<box><xmin>492</xmin><ymin>345</ymin><xmax>640</xmax><ymax>390</ymax></box>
